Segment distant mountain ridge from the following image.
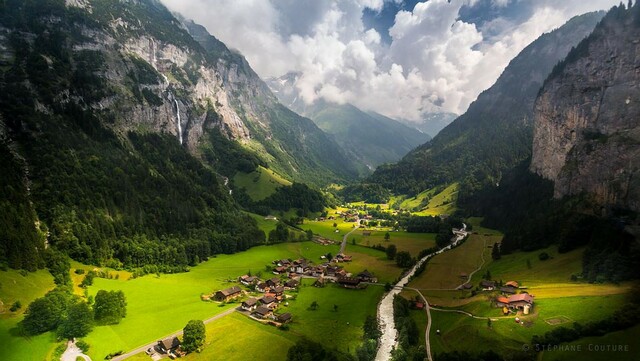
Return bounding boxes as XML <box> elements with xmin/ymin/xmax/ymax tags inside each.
<box><xmin>266</xmin><ymin>73</ymin><xmax>431</xmax><ymax>173</ymax></box>
<box><xmin>364</xmin><ymin>11</ymin><xmax>606</xmax><ymax>197</ymax></box>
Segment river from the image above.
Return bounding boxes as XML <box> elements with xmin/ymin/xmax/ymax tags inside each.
<box><xmin>374</xmin><ymin>224</ymin><xmax>467</xmax><ymax>361</ymax></box>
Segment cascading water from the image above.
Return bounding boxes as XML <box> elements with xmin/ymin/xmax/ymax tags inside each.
<box><xmin>174</xmin><ymin>98</ymin><xmax>183</xmax><ymax>145</ymax></box>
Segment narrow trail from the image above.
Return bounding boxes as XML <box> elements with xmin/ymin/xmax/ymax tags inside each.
<box><xmin>452</xmin><ymin>236</ymin><xmax>487</xmax><ymax>290</ymax></box>
<box><xmin>111</xmin><ymin>307</ymin><xmax>237</xmax><ymax>361</ymax></box>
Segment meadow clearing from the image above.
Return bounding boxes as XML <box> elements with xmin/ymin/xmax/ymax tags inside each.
<box><xmin>233</xmin><ymin>166</ymin><xmax>291</xmax><ymax>201</ymax></box>
<box><xmin>351</xmin><ymin>230</ymin><xmax>437</xmax><ymax>257</ymax></box>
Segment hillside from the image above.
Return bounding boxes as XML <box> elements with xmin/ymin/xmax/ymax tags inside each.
<box><xmin>365</xmin><ymin>11</ymin><xmax>605</xmax><ymax>197</ymax></box>
<box><xmin>0</xmin><ymin>0</ymin><xmax>354</xmax><ymax>269</ymax></box>
<box><xmin>267</xmin><ymin>74</ymin><xmax>430</xmax><ymax>172</ymax></box>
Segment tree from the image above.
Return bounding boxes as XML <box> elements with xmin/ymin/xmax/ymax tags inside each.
<box><xmin>309</xmin><ymin>301</ymin><xmax>319</xmax><ymax>310</ymax></box>
<box><xmin>58</xmin><ymin>301</ymin><xmax>93</xmax><ymax>339</ymax></box>
<box><xmin>384</xmin><ymin>232</ymin><xmax>390</xmax><ymax>241</ymax></box>
<box><xmin>305</xmin><ymin>229</ymin><xmax>313</xmax><ymax>241</ymax></box>
<box><xmin>491</xmin><ymin>242</ymin><xmax>501</xmax><ymax>260</ymax></box>
<box><xmin>182</xmin><ymin>319</ymin><xmax>206</xmax><ymax>353</ymax></box>
<box><xmin>21</xmin><ymin>290</ymin><xmax>69</xmax><ymax>335</ymax></box>
<box><xmin>333</xmin><ymin>304</ymin><xmax>338</xmax><ymax>312</ymax></box>
<box><xmin>386</xmin><ymin>244</ymin><xmax>397</xmax><ymax>260</ymax></box>
<box><xmin>363</xmin><ymin>315</ymin><xmax>381</xmax><ymax>340</ymax></box>
<box><xmin>487</xmin><ymin>318</ymin><xmax>492</xmax><ymax>329</ymax></box>
<box><xmin>395</xmin><ymin>251</ymin><xmax>413</xmax><ymax>268</ymax></box>
<box><xmin>94</xmin><ymin>290</ymin><xmax>127</xmax><ymax>324</ymax></box>
<box><xmin>333</xmin><ymin>222</ymin><xmax>337</xmax><ymax>228</ymax></box>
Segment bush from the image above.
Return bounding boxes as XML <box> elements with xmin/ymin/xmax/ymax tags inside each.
<box><xmin>538</xmin><ymin>252</ymin><xmax>550</xmax><ymax>261</ymax></box>
<box><xmin>10</xmin><ymin>300</ymin><xmax>22</xmax><ymax>312</ymax></box>
<box><xmin>76</xmin><ymin>340</ymin><xmax>90</xmax><ymax>353</ymax></box>
<box><xmin>74</xmin><ymin>269</ymin><xmax>85</xmax><ymax>275</ymax></box>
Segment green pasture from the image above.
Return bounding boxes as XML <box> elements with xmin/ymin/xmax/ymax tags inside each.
<box><xmin>351</xmin><ymin>230</ymin><xmax>436</xmax><ymax>257</ymax></box>
<box><xmin>183</xmin><ymin>312</ymin><xmax>296</xmax><ymax>361</ymax></box>
<box><xmin>429</xmin><ymin>294</ymin><xmax>631</xmax><ymax>358</ymax></box>
<box><xmin>283</xmin><ymin>279</ymin><xmax>385</xmax><ymax>354</ymax></box>
<box><xmin>409</xmin><ymin>234</ymin><xmax>492</xmax><ymax>290</ymax></box>
<box><xmin>233</xmin><ymin>166</ymin><xmax>291</xmax><ymax>201</ymax></box>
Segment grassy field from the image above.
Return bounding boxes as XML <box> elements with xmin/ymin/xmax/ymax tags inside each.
<box><xmin>339</xmin><ymin>245</ymin><xmax>402</xmax><ymax>284</ymax></box>
<box><xmin>351</xmin><ymin>230</ymin><xmax>436</xmax><ymax>257</ymax></box>
<box><xmin>470</xmin><ymin>245</ymin><xmax>584</xmax><ymax>287</ymax></box>
<box><xmin>408</xmin><ymin>234</ymin><xmax>494</xmax><ymax>290</ymax></box>
<box><xmin>302</xmin><ymin>217</ymin><xmax>358</xmax><ymax>242</ymax></box>
<box><xmin>82</xmin><ymin>241</ymin><xmax>350</xmax><ymax>360</ymax></box>
<box><xmin>540</xmin><ymin>324</ymin><xmax>640</xmax><ymax>361</ymax></box>
<box><xmin>429</xmin><ymin>294</ymin><xmax>632</xmax><ymax>358</ymax></box>
<box><xmin>183</xmin><ymin>312</ymin><xmax>297</xmax><ymax>361</ymax></box>
<box><xmin>233</xmin><ymin>166</ymin><xmax>291</xmax><ymax>201</ymax></box>
<box><xmin>413</xmin><ymin>183</ymin><xmax>459</xmax><ymax>216</ymax></box>
<box><xmin>284</xmin><ymin>279</ymin><xmax>385</xmax><ymax>354</ymax></box>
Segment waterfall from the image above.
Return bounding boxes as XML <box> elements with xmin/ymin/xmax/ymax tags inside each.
<box><xmin>174</xmin><ymin>98</ymin><xmax>183</xmax><ymax>145</ymax></box>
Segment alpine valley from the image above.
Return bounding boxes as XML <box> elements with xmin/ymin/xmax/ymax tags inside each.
<box><xmin>0</xmin><ymin>1</ymin><xmax>638</xmax><ymax>361</ymax></box>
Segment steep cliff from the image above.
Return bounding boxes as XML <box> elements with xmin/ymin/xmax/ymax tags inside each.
<box><xmin>531</xmin><ymin>4</ymin><xmax>640</xmax><ymax>212</ymax></box>
<box><xmin>364</xmin><ymin>11</ymin><xmax>604</xmax><ymax>196</ymax></box>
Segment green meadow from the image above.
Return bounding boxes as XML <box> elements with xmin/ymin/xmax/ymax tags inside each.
<box><xmin>429</xmin><ymin>294</ymin><xmax>631</xmax><ymax>358</ymax></box>
<box><xmin>233</xmin><ymin>166</ymin><xmax>291</xmax><ymax>201</ymax></box>
<box><xmin>351</xmin><ymin>230</ymin><xmax>437</xmax><ymax>257</ymax></box>
<box><xmin>183</xmin><ymin>312</ymin><xmax>297</xmax><ymax>361</ymax></box>
<box><xmin>540</xmin><ymin>324</ymin><xmax>640</xmax><ymax>361</ymax></box>
<box><xmin>302</xmin><ymin>217</ymin><xmax>358</xmax><ymax>242</ymax></box>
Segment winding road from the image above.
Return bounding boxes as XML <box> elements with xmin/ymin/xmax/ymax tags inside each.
<box><xmin>374</xmin><ymin>225</ymin><xmax>467</xmax><ymax>361</ymax></box>
<box><xmin>339</xmin><ymin>219</ymin><xmax>360</xmax><ymax>254</ymax></box>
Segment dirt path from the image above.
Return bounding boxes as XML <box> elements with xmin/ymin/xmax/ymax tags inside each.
<box><xmin>452</xmin><ymin>236</ymin><xmax>487</xmax><ymax>290</ymax></box>
<box><xmin>111</xmin><ymin>307</ymin><xmax>237</xmax><ymax>361</ymax></box>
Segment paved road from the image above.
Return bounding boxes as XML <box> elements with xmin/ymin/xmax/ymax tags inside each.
<box><xmin>111</xmin><ymin>307</ymin><xmax>237</xmax><ymax>361</ymax></box>
<box><xmin>339</xmin><ymin>220</ymin><xmax>360</xmax><ymax>254</ymax></box>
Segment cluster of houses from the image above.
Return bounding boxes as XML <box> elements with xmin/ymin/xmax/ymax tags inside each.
<box><xmin>455</xmin><ymin>278</ymin><xmax>535</xmax><ymax>315</ymax></box>
<box><xmin>238</xmin><ymin>275</ymin><xmax>294</xmax><ymax>324</ymax></box>
<box><xmin>270</xmin><ymin>257</ymin><xmax>359</xmax><ymax>280</ymax></box>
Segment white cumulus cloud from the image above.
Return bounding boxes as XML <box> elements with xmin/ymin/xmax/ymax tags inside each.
<box><xmin>161</xmin><ymin>0</ymin><xmax>620</xmax><ymax>120</ymax></box>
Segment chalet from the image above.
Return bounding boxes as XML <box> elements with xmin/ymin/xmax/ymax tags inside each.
<box><xmin>242</xmin><ymin>298</ymin><xmax>258</xmax><ymax>311</ymax></box>
<box><xmin>273</xmin><ymin>266</ymin><xmax>287</xmax><ymax>274</ymax></box>
<box><xmin>213</xmin><ymin>286</ymin><xmax>242</xmax><ymax>302</ymax></box>
<box><xmin>272</xmin><ymin>286</ymin><xmax>285</xmax><ymax>297</ymax></box>
<box><xmin>253</xmin><ymin>306</ymin><xmax>273</xmax><ymax>319</ymax></box>
<box><xmin>507</xmin><ymin>293</ymin><xmax>534</xmax><ymax>310</ymax></box>
<box><xmin>412</xmin><ymin>301</ymin><xmax>425</xmax><ymax>310</ymax></box>
<box><xmin>480</xmin><ymin>280</ymin><xmax>496</xmax><ymax>290</ymax></box>
<box><xmin>284</xmin><ymin>279</ymin><xmax>299</xmax><ymax>289</ymax></box>
<box><xmin>325</xmin><ymin>265</ymin><xmax>340</xmax><ymax>277</ymax></box>
<box><xmin>158</xmin><ymin>337</ymin><xmax>180</xmax><ymax>354</ymax></box>
<box><xmin>357</xmin><ymin>270</ymin><xmax>375</xmax><ymax>282</ymax></box>
<box><xmin>260</xmin><ymin>295</ymin><xmax>277</xmax><ymax>308</ymax></box>
<box><xmin>500</xmin><ymin>286</ymin><xmax>517</xmax><ymax>295</ymax></box>
<box><xmin>505</xmin><ymin>281</ymin><xmax>519</xmax><ymax>288</ymax></box>
<box><xmin>256</xmin><ymin>282</ymin><xmax>269</xmax><ymax>293</ymax></box>
<box><xmin>335</xmin><ymin>268</ymin><xmax>348</xmax><ymax>277</ymax></box>
<box><xmin>314</xmin><ymin>277</ymin><xmax>326</xmax><ymax>287</ymax></box>
<box><xmin>459</xmin><ymin>273</ymin><xmax>468</xmax><ymax>279</ymax></box>
<box><xmin>310</xmin><ymin>266</ymin><xmax>325</xmax><ymax>277</ymax></box>
<box><xmin>495</xmin><ymin>296</ymin><xmax>510</xmax><ymax>307</ymax></box>
<box><xmin>266</xmin><ymin>277</ymin><xmax>281</xmax><ymax>288</ymax></box>
<box><xmin>276</xmin><ymin>259</ymin><xmax>291</xmax><ymax>267</ymax></box>
<box><xmin>335</xmin><ymin>254</ymin><xmax>352</xmax><ymax>262</ymax></box>
<box><xmin>239</xmin><ymin>275</ymin><xmax>258</xmax><ymax>286</ymax></box>
<box><xmin>277</xmin><ymin>313</ymin><xmax>292</xmax><ymax>324</ymax></box>
<box><xmin>459</xmin><ymin>282</ymin><xmax>473</xmax><ymax>290</ymax></box>
<box><xmin>265</xmin><ymin>215</ymin><xmax>278</xmax><ymax>221</ymax></box>
<box><xmin>338</xmin><ymin>277</ymin><xmax>361</xmax><ymax>289</ymax></box>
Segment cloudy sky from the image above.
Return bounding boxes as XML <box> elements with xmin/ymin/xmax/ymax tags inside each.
<box><xmin>161</xmin><ymin>0</ymin><xmax>619</xmax><ymax>121</ymax></box>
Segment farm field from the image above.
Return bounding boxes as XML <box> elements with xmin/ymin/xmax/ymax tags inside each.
<box><xmin>429</xmin><ymin>294</ymin><xmax>631</xmax><ymax>358</ymax></box>
<box><xmin>408</xmin><ymin>233</ymin><xmax>494</xmax><ymax>290</ymax></box>
<box><xmin>233</xmin><ymin>166</ymin><xmax>291</xmax><ymax>201</ymax></box>
<box><xmin>338</xmin><ymin>244</ymin><xmax>402</xmax><ymax>283</ymax></box>
<box><xmin>283</xmin><ymin>279</ymin><xmax>385</xmax><ymax>354</ymax></box>
<box><xmin>351</xmin><ymin>230</ymin><xmax>437</xmax><ymax>257</ymax></box>
<box><xmin>182</xmin><ymin>312</ymin><xmax>297</xmax><ymax>361</ymax></box>
<box><xmin>302</xmin><ymin>217</ymin><xmax>358</xmax><ymax>242</ymax></box>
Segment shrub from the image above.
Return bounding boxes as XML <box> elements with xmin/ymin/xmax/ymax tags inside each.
<box><xmin>538</xmin><ymin>252</ymin><xmax>550</xmax><ymax>261</ymax></box>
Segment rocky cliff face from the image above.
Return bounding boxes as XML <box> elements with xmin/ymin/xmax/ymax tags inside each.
<box><xmin>531</xmin><ymin>4</ymin><xmax>640</xmax><ymax>211</ymax></box>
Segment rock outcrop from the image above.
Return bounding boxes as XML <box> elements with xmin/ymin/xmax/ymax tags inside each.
<box><xmin>531</xmin><ymin>4</ymin><xmax>640</xmax><ymax>211</ymax></box>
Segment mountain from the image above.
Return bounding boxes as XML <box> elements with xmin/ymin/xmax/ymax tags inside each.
<box><xmin>0</xmin><ymin>0</ymin><xmax>354</xmax><ymax>269</ymax></box>
<box><xmin>397</xmin><ymin>112</ymin><xmax>458</xmax><ymax>138</ymax></box>
<box><xmin>531</xmin><ymin>4</ymin><xmax>640</xmax><ymax>212</ymax></box>
<box><xmin>365</xmin><ymin>11</ymin><xmax>605</xmax><ymax>197</ymax></box>
<box><xmin>266</xmin><ymin>73</ymin><xmax>430</xmax><ymax>172</ymax></box>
